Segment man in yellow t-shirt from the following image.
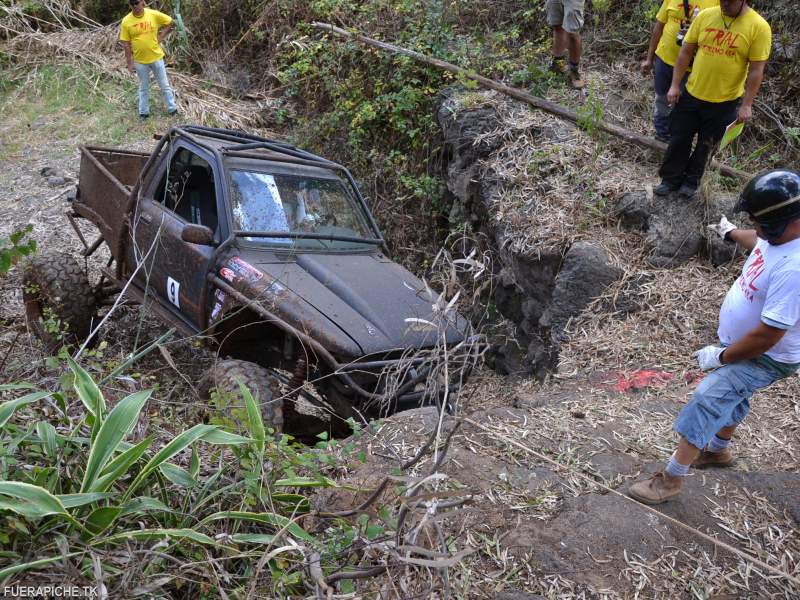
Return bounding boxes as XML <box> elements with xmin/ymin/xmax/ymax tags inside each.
<box><xmin>640</xmin><ymin>0</ymin><xmax>719</xmax><ymax>142</ymax></box>
<box><xmin>119</xmin><ymin>0</ymin><xmax>177</xmax><ymax>119</ymax></box>
<box><xmin>654</xmin><ymin>0</ymin><xmax>770</xmax><ymax>199</ymax></box>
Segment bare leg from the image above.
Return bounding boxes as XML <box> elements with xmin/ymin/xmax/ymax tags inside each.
<box><xmin>673</xmin><ymin>437</ymin><xmax>702</xmax><ymax>466</ymax></box>
<box><xmin>567</xmin><ymin>31</ymin><xmax>582</xmax><ymax>64</ymax></box>
<box><xmin>715</xmin><ymin>425</ymin><xmax>736</xmax><ymax>440</ymax></box>
<box><xmin>552</xmin><ymin>25</ymin><xmax>567</xmax><ymax>57</ymax></box>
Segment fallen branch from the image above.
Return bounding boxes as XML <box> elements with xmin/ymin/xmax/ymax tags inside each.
<box><xmin>311</xmin><ymin>22</ymin><xmax>751</xmax><ymax>182</ymax></box>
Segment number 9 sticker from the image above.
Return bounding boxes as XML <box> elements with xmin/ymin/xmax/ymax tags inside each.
<box><xmin>167</xmin><ymin>276</ymin><xmax>181</xmax><ymax>308</ymax></box>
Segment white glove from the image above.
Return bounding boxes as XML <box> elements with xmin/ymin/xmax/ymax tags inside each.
<box><xmin>693</xmin><ymin>345</ymin><xmax>725</xmax><ymax>370</ymax></box>
<box><xmin>707</xmin><ymin>215</ymin><xmax>737</xmax><ymax>240</ymax></box>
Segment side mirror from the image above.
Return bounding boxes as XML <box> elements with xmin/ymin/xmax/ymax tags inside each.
<box><xmin>181</xmin><ymin>224</ymin><xmax>217</xmax><ymax>246</ymax></box>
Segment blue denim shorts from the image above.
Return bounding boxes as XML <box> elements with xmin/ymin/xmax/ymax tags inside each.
<box><xmin>674</xmin><ymin>359</ymin><xmax>787</xmax><ymax>449</ymax></box>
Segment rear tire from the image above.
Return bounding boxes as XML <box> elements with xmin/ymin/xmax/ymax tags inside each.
<box><xmin>22</xmin><ymin>252</ymin><xmax>96</xmax><ymax>352</ymax></box>
<box><xmin>198</xmin><ymin>359</ymin><xmax>284</xmax><ymax>434</ymax></box>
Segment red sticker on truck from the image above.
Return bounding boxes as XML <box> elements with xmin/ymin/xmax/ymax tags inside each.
<box><xmin>227</xmin><ymin>256</ymin><xmax>263</xmax><ymax>283</ymax></box>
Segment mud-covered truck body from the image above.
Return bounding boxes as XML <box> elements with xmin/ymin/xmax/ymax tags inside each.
<box><xmin>27</xmin><ymin>126</ymin><xmax>479</xmax><ymax>432</ymax></box>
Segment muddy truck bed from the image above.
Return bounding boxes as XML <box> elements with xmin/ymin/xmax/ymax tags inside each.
<box><xmin>73</xmin><ymin>146</ymin><xmax>149</xmax><ymax>260</ymax></box>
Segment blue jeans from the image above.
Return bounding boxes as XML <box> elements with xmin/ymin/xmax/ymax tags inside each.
<box><xmin>674</xmin><ymin>359</ymin><xmax>787</xmax><ymax>450</ymax></box>
<box><xmin>653</xmin><ymin>56</ymin><xmax>687</xmax><ymax>140</ymax></box>
<box><xmin>134</xmin><ymin>59</ymin><xmax>177</xmax><ymax>116</ymax></box>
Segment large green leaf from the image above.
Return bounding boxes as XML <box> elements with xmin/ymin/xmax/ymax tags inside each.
<box><xmin>93</xmin><ymin>435</ymin><xmax>153</xmax><ymax>493</ymax></box>
<box><xmin>81</xmin><ymin>390</ymin><xmax>152</xmax><ymax>493</ymax></box>
<box><xmin>0</xmin><ymin>481</ymin><xmax>67</xmax><ymax>518</ymax></box>
<box><xmin>0</xmin><ymin>383</ymin><xmax>36</xmax><ymax>392</ymax></box>
<box><xmin>67</xmin><ymin>357</ymin><xmax>106</xmax><ymax>421</ymax></box>
<box><xmin>238</xmin><ymin>380</ymin><xmax>265</xmax><ymax>455</ymax></box>
<box><xmin>0</xmin><ymin>392</ymin><xmax>51</xmax><ymax>428</ymax></box>
<box><xmin>58</xmin><ymin>492</ymin><xmax>116</xmax><ymax>509</ymax></box>
<box><xmin>200</xmin><ymin>511</ymin><xmax>316</xmax><ymax>543</ymax></box>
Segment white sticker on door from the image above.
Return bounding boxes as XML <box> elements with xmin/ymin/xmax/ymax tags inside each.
<box><xmin>167</xmin><ymin>277</ymin><xmax>181</xmax><ymax>309</ymax></box>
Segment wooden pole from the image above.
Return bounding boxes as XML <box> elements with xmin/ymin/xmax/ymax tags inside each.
<box><xmin>311</xmin><ymin>22</ymin><xmax>751</xmax><ymax>182</ymax></box>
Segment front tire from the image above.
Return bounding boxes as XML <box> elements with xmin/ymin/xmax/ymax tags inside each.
<box><xmin>198</xmin><ymin>359</ymin><xmax>284</xmax><ymax>434</ymax></box>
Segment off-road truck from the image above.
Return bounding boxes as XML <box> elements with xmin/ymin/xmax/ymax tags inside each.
<box><xmin>23</xmin><ymin>126</ymin><xmax>479</xmax><ymax>433</ymax></box>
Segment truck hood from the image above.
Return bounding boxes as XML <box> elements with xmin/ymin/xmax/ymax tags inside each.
<box><xmin>234</xmin><ymin>251</ymin><xmax>468</xmax><ymax>356</ymax></box>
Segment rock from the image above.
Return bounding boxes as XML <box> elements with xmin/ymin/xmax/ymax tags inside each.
<box><xmin>614</xmin><ymin>190</ymin><xmax>705</xmax><ymax>267</ymax></box>
<box><xmin>540</xmin><ymin>242</ymin><xmax>622</xmax><ymax>341</ymax></box>
<box><xmin>47</xmin><ymin>176</ymin><xmax>66</xmax><ymax>187</ymax></box>
<box><xmin>40</xmin><ymin>166</ymin><xmax>64</xmax><ymax>178</ymax></box>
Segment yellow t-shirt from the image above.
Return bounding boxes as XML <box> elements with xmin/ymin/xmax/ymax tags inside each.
<box><xmin>685</xmin><ymin>6</ymin><xmax>771</xmax><ymax>103</ymax></box>
<box><xmin>655</xmin><ymin>0</ymin><xmax>719</xmax><ymax>68</ymax></box>
<box><xmin>119</xmin><ymin>8</ymin><xmax>172</xmax><ymax>65</ymax></box>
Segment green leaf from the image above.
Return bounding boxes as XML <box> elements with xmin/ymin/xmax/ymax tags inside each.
<box><xmin>0</xmin><ymin>383</ymin><xmax>36</xmax><ymax>392</ymax></box>
<box><xmin>0</xmin><ymin>481</ymin><xmax>67</xmax><ymax>518</ymax></box>
<box><xmin>0</xmin><ymin>392</ymin><xmax>51</xmax><ymax>428</ymax></box>
<box><xmin>94</xmin><ymin>528</ymin><xmax>226</xmax><ymax>549</ymax></box>
<box><xmin>199</xmin><ymin>428</ymin><xmax>252</xmax><ymax>445</ymax></box>
<box><xmin>238</xmin><ymin>380</ymin><xmax>265</xmax><ymax>455</ymax></box>
<box><xmin>57</xmin><ymin>492</ymin><xmax>116</xmax><ymax>509</ymax></box>
<box><xmin>93</xmin><ymin>435</ymin><xmax>153</xmax><ymax>493</ymax></box>
<box><xmin>199</xmin><ymin>511</ymin><xmax>315</xmax><ymax>543</ymax></box>
<box><xmin>189</xmin><ymin>445</ymin><xmax>200</xmax><ymax>480</ymax></box>
<box><xmin>85</xmin><ymin>506</ymin><xmax>122</xmax><ymax>536</ymax></box>
<box><xmin>159</xmin><ymin>463</ymin><xmax>197</xmax><ymax>488</ymax></box>
<box><xmin>230</xmin><ymin>533</ymin><xmax>277</xmax><ymax>544</ymax></box>
<box><xmin>119</xmin><ymin>496</ymin><xmax>174</xmax><ymax>517</ymax></box>
<box><xmin>81</xmin><ymin>389</ymin><xmax>152</xmax><ymax>493</ymax></box>
<box><xmin>123</xmin><ymin>424</ymin><xmax>217</xmax><ymax>501</ymax></box>
<box><xmin>35</xmin><ymin>422</ymin><xmax>58</xmax><ymax>458</ymax></box>
<box><xmin>0</xmin><ymin>553</ymin><xmax>81</xmax><ymax>581</ymax></box>
<box><xmin>67</xmin><ymin>357</ymin><xmax>106</xmax><ymax>421</ymax></box>
<box><xmin>275</xmin><ymin>476</ymin><xmax>339</xmax><ymax>489</ymax></box>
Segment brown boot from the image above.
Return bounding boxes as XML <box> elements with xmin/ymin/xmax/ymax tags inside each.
<box><xmin>628</xmin><ymin>472</ymin><xmax>683</xmax><ymax>505</ymax></box>
<box><xmin>568</xmin><ymin>66</ymin><xmax>585</xmax><ymax>89</ymax></box>
<box><xmin>692</xmin><ymin>448</ymin><xmax>735</xmax><ymax>469</ymax></box>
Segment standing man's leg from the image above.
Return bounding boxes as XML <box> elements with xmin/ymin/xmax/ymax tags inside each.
<box><xmin>133</xmin><ymin>61</ymin><xmax>151</xmax><ymax>118</ymax></box>
<box><xmin>562</xmin><ymin>0</ymin><xmax>585</xmax><ymax>89</ymax></box>
<box><xmin>547</xmin><ymin>0</ymin><xmax>568</xmax><ymax>74</ymax></box>
<box><xmin>151</xmin><ymin>58</ymin><xmax>178</xmax><ymax>115</ymax></box>
<box><xmin>629</xmin><ymin>360</ymin><xmax>784</xmax><ymax>505</ymax></box>
<box><xmin>680</xmin><ymin>97</ymin><xmax>739</xmax><ymax>197</ymax></box>
<box><xmin>653</xmin><ymin>56</ymin><xmax>674</xmax><ymax>142</ymax></box>
<box><xmin>656</xmin><ymin>92</ymin><xmax>701</xmax><ymax>195</ymax></box>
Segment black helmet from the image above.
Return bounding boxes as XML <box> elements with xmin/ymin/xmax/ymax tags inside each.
<box><xmin>734</xmin><ymin>169</ymin><xmax>800</xmax><ymax>241</ymax></box>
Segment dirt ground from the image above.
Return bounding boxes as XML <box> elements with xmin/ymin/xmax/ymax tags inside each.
<box><xmin>1</xmin><ymin>66</ymin><xmax>799</xmax><ymax>600</ymax></box>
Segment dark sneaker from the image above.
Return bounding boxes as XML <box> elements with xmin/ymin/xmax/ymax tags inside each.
<box><xmin>139</xmin><ymin>113</ymin><xmax>150</xmax><ymax>120</ymax></box>
<box><xmin>678</xmin><ymin>182</ymin><xmax>697</xmax><ymax>198</ymax></box>
<box><xmin>692</xmin><ymin>448</ymin><xmax>735</xmax><ymax>469</ymax></box>
<box><xmin>168</xmin><ymin>108</ymin><xmax>179</xmax><ymax>116</ymax></box>
<box><xmin>654</xmin><ymin>180</ymin><xmax>678</xmax><ymax>196</ymax></box>
<box><xmin>628</xmin><ymin>472</ymin><xmax>683</xmax><ymax>505</ymax></box>
<box><xmin>550</xmin><ymin>57</ymin><xmax>568</xmax><ymax>75</ymax></box>
<box><xmin>568</xmin><ymin>67</ymin><xmax>585</xmax><ymax>89</ymax></box>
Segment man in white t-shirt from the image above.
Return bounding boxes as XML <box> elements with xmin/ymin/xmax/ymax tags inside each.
<box><xmin>629</xmin><ymin>169</ymin><xmax>800</xmax><ymax>504</ymax></box>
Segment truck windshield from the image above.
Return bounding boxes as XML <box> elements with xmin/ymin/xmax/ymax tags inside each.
<box><xmin>229</xmin><ymin>170</ymin><xmax>376</xmax><ymax>249</ymax></box>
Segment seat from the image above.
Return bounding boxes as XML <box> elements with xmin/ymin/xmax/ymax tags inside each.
<box><xmin>176</xmin><ymin>165</ymin><xmax>218</xmax><ymax>236</ymax></box>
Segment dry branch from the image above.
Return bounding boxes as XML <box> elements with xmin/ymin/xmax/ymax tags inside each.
<box><xmin>311</xmin><ymin>22</ymin><xmax>751</xmax><ymax>182</ymax></box>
